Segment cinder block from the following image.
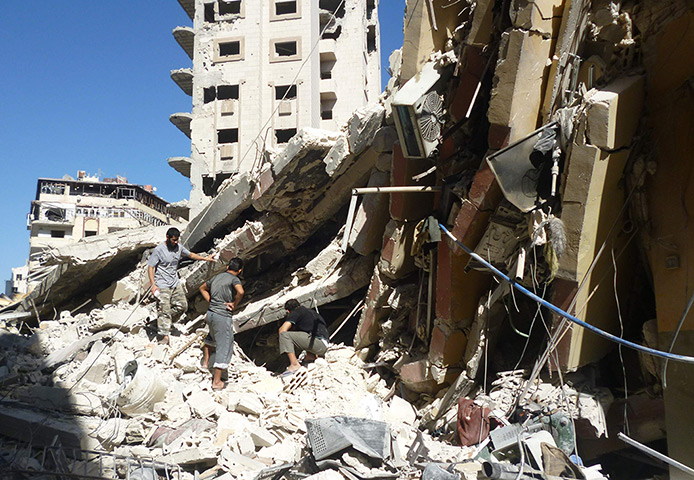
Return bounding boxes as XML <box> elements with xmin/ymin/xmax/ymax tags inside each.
<box><xmin>586</xmin><ymin>75</ymin><xmax>645</xmax><ymax>150</ymax></box>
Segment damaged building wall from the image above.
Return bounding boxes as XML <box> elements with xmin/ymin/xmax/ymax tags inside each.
<box><xmin>171</xmin><ymin>0</ymin><xmax>381</xmax><ymax>218</ymax></box>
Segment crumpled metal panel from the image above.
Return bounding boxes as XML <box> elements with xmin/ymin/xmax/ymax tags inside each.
<box><xmin>305</xmin><ymin>416</ymin><xmax>390</xmax><ymax>461</ymax></box>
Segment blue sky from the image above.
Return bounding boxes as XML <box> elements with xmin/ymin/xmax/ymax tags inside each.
<box><xmin>0</xmin><ymin>1</ymin><xmax>405</xmax><ymax>286</ymax></box>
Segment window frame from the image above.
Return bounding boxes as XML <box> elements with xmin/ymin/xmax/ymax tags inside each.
<box><xmin>214</xmin><ymin>37</ymin><xmax>245</xmax><ymax>63</ymax></box>
<box><xmin>269</xmin><ymin>37</ymin><xmax>302</xmax><ymax>63</ymax></box>
<box><xmin>270</xmin><ymin>0</ymin><xmax>301</xmax><ymax>21</ymax></box>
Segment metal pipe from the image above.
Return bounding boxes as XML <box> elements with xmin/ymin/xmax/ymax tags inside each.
<box><xmin>617</xmin><ymin>432</ymin><xmax>694</xmax><ymax>477</ymax></box>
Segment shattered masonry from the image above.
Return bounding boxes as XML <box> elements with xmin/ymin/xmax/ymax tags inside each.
<box><xmin>2</xmin><ymin>0</ymin><xmax>694</xmax><ymax>479</ymax></box>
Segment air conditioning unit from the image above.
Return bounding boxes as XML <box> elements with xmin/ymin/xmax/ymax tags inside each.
<box><xmin>278</xmin><ymin>100</ymin><xmax>292</xmax><ymax>116</ymax></box>
<box><xmin>219</xmin><ymin>143</ymin><xmax>236</xmax><ymax>160</ymax></box>
<box><xmin>220</xmin><ymin>99</ymin><xmax>236</xmax><ymax>116</ymax></box>
<box><xmin>392</xmin><ymin>60</ymin><xmax>452</xmax><ymax>159</ymax></box>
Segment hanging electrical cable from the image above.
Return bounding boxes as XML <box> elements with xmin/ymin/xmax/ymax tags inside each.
<box><xmin>439</xmin><ymin>222</ymin><xmax>694</xmax><ymax>364</ymax></box>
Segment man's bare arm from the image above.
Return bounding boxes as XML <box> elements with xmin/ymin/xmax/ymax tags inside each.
<box><xmin>279</xmin><ymin>321</ymin><xmax>293</xmax><ymax>334</ymax></box>
<box><xmin>199</xmin><ymin>282</ymin><xmax>211</xmax><ymax>303</ymax></box>
<box><xmin>189</xmin><ymin>252</ymin><xmax>216</xmax><ymax>263</ymax></box>
<box><xmin>148</xmin><ymin>265</ymin><xmax>158</xmax><ymax>294</ymax></box>
<box><xmin>226</xmin><ymin>284</ymin><xmax>244</xmax><ymax>311</ymax></box>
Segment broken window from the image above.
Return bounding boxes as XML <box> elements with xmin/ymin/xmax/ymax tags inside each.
<box><xmin>84</xmin><ymin>231</ymin><xmax>97</xmax><ymax>237</ymax></box>
<box><xmin>275</xmin><ymin>129</ymin><xmax>297</xmax><ymax>144</ymax></box>
<box><xmin>204</xmin><ymin>87</ymin><xmax>216</xmax><ymax>104</ymax></box>
<box><xmin>270</xmin><ymin>38</ymin><xmax>301</xmax><ymax>62</ymax></box>
<box><xmin>220</xmin><ymin>41</ymin><xmax>240</xmax><ymax>57</ymax></box>
<box><xmin>50</xmin><ymin>230</ymin><xmax>65</xmax><ymax>238</ymax></box>
<box><xmin>218</xmin><ymin>85</ymin><xmax>239</xmax><ymax>100</ymax></box>
<box><xmin>275</xmin><ymin>85</ymin><xmax>297</xmax><ymax>100</ymax></box>
<box><xmin>218</xmin><ymin>128</ymin><xmax>239</xmax><ymax>144</ymax></box>
<box><xmin>214</xmin><ymin>38</ymin><xmax>244</xmax><ymax>62</ymax></box>
<box><xmin>367</xmin><ymin>25</ymin><xmax>377</xmax><ymax>53</ymax></box>
<box><xmin>202</xmin><ymin>173</ymin><xmax>232</xmax><ymax>197</ymax></box>
<box><xmin>275</xmin><ymin>1</ymin><xmax>298</xmax><ymax>16</ymax></box>
<box><xmin>321</xmin><ymin>110</ymin><xmax>333</xmax><ymax>120</ymax></box>
<box><xmin>366</xmin><ymin>0</ymin><xmax>375</xmax><ymax>19</ymax></box>
<box><xmin>319</xmin><ymin>0</ymin><xmax>345</xmax><ymax>17</ymax></box>
<box><xmin>218</xmin><ymin>0</ymin><xmax>242</xmax><ymax>16</ymax></box>
<box><xmin>204</xmin><ymin>2</ymin><xmax>215</xmax><ymax>22</ymax></box>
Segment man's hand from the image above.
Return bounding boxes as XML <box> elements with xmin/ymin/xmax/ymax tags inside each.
<box><xmin>206</xmin><ymin>256</ymin><xmax>217</xmax><ymax>263</ymax></box>
<box><xmin>225</xmin><ymin>302</ymin><xmax>235</xmax><ymax>311</ymax></box>
<box><xmin>151</xmin><ymin>284</ymin><xmax>160</xmax><ymax>297</ymax></box>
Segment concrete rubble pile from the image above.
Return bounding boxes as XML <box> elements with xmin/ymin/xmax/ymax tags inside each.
<box><xmin>0</xmin><ymin>304</ymin><xmax>480</xmax><ymax>479</ymax></box>
<box><xmin>3</xmin><ymin>0</ymin><xmax>694</xmax><ymax>477</ymax></box>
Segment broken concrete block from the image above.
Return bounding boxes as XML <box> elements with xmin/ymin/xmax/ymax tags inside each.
<box><xmin>323</xmin><ymin>134</ymin><xmax>351</xmax><ymax>177</ymax></box>
<box><xmin>187</xmin><ymin>390</ymin><xmax>218</xmax><ymax>418</ymax></box>
<box><xmin>247</xmin><ymin>424</ymin><xmax>276</xmax><ymax>448</ymax></box>
<box><xmin>378</xmin><ymin>220</ymin><xmax>417</xmax><ymax>280</ymax></box>
<box><xmin>400</xmin><ymin>359</ymin><xmax>438</xmax><ymax>393</ymax></box>
<box><xmin>257</xmin><ymin>441</ymin><xmax>299</xmax><ymax>463</ymax></box>
<box><xmin>234</xmin><ymin>433</ymin><xmax>256</xmax><ymax>456</ymax></box>
<box><xmin>349</xmin><ymin>170</ymin><xmax>391</xmax><ymax>256</ymax></box>
<box><xmin>161</xmin><ymin>447</ymin><xmax>218</xmax><ymax>467</ymax></box>
<box><xmin>354</xmin><ymin>267</ymin><xmax>393</xmax><ymax>348</ymax></box>
<box><xmin>488</xmin><ymin>30</ymin><xmax>553</xmax><ymax>146</ymax></box>
<box><xmin>371</xmin><ymin>126</ymin><xmax>398</xmax><ymax>153</ymax></box>
<box><xmin>231</xmin><ymin>393</ymin><xmax>264</xmax><ymax>416</ymax></box>
<box><xmin>510</xmin><ymin>0</ymin><xmax>565</xmax><ymax>36</ymax></box>
<box><xmin>585</xmin><ymin>75</ymin><xmax>645</xmax><ymax>150</ymax></box>
<box><xmin>182</xmin><ymin>173</ymin><xmax>253</xmax><ymax>250</ymax></box>
<box><xmin>96</xmin><ymin>278</ymin><xmax>138</xmax><ymax>306</ymax></box>
<box><xmin>387</xmin><ymin>395</ymin><xmax>417</xmax><ymax>426</ymax></box>
<box><xmin>468</xmin><ymin>0</ymin><xmax>495</xmax><ymax>46</ymax></box>
<box><xmin>347</xmin><ymin>104</ymin><xmax>386</xmax><ymax>156</ymax></box>
<box><xmin>219</xmin><ymin>447</ymin><xmax>266</xmax><ymax>475</ymax></box>
<box><xmin>428</xmin><ymin>319</ymin><xmax>468</xmax><ymax>367</ymax></box>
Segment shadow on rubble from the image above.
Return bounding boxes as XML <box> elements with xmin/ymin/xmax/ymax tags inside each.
<box><xmin>0</xmin><ymin>326</ymin><xmax>174</xmax><ymax>479</ymax></box>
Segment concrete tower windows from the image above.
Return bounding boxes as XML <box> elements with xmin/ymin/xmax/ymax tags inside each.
<box><xmin>214</xmin><ymin>37</ymin><xmax>244</xmax><ymax>62</ymax></box>
<box><xmin>275</xmin><ymin>85</ymin><xmax>297</xmax><ymax>100</ymax></box>
<box><xmin>367</xmin><ymin>0</ymin><xmax>375</xmax><ymax>19</ymax></box>
<box><xmin>272</xmin><ymin>0</ymin><xmax>301</xmax><ymax>20</ymax></box>
<box><xmin>366</xmin><ymin>25</ymin><xmax>376</xmax><ymax>53</ymax></box>
<box><xmin>271</xmin><ymin>39</ymin><xmax>301</xmax><ymax>62</ymax></box>
<box><xmin>275</xmin><ymin>129</ymin><xmax>297</xmax><ymax>144</ymax></box>
<box><xmin>204</xmin><ymin>3</ymin><xmax>215</xmax><ymax>22</ymax></box>
<box><xmin>218</xmin><ymin>0</ymin><xmax>242</xmax><ymax>16</ymax></box>
<box><xmin>204</xmin><ymin>85</ymin><xmax>240</xmax><ymax>103</ymax></box>
<box><xmin>218</xmin><ymin>129</ymin><xmax>239</xmax><ymax>144</ymax></box>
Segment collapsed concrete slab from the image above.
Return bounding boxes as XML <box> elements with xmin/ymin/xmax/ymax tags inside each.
<box><xmin>8</xmin><ymin>226</ymin><xmax>169</xmax><ymax>320</ymax></box>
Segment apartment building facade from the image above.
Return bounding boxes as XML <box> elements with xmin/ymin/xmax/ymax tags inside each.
<box><xmin>169</xmin><ymin>0</ymin><xmax>381</xmax><ymax>217</ymax></box>
<box><xmin>27</xmin><ymin>173</ymin><xmax>179</xmax><ymax>269</ymax></box>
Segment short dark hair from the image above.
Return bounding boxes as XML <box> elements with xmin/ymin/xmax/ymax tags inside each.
<box><xmin>166</xmin><ymin>227</ymin><xmax>181</xmax><ymax>238</ymax></box>
<box><xmin>284</xmin><ymin>299</ymin><xmax>300</xmax><ymax>311</ymax></box>
<box><xmin>228</xmin><ymin>257</ymin><xmax>243</xmax><ymax>272</ymax></box>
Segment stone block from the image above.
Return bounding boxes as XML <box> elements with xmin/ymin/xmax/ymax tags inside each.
<box><xmin>247</xmin><ymin>425</ymin><xmax>276</xmax><ymax>448</ymax></box>
<box><xmin>435</xmin><ymin>240</ymin><xmax>490</xmax><ymax>329</ymax></box>
<box><xmin>378</xmin><ymin>220</ymin><xmax>417</xmax><ymax>280</ymax></box>
<box><xmin>387</xmin><ymin>395</ymin><xmax>417</xmax><ymax>426</ymax></box>
<box><xmin>187</xmin><ymin>390</ymin><xmax>218</xmax><ymax>418</ymax></box>
<box><xmin>231</xmin><ymin>393</ymin><xmax>264</xmax><ymax>416</ymax></box>
<box><xmin>372</xmin><ymin>126</ymin><xmax>398</xmax><ymax>153</ymax></box>
<box><xmin>510</xmin><ymin>0</ymin><xmax>565</xmax><ymax>36</ymax></box>
<box><xmin>428</xmin><ymin>319</ymin><xmax>468</xmax><ymax>367</ymax></box>
<box><xmin>96</xmin><ymin>278</ymin><xmax>138</xmax><ymax>306</ymax></box>
<box><xmin>349</xmin><ymin>170</ymin><xmax>391</xmax><ymax>255</ymax></box>
<box><xmin>400</xmin><ymin>359</ymin><xmax>438</xmax><ymax>393</ymax></box>
<box><xmin>586</xmin><ymin>75</ymin><xmax>645</xmax><ymax>150</ymax></box>
<box><xmin>488</xmin><ymin>30</ymin><xmax>553</xmax><ymax>144</ymax></box>
<box><xmin>347</xmin><ymin>104</ymin><xmax>385</xmax><ymax>156</ymax></box>
<box><xmin>390</xmin><ymin>145</ymin><xmax>437</xmax><ymax>221</ymax></box>
<box><xmin>161</xmin><ymin>447</ymin><xmax>218</xmax><ymax>466</ymax></box>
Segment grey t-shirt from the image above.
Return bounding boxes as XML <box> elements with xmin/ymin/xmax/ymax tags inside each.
<box><xmin>207</xmin><ymin>272</ymin><xmax>241</xmax><ymax>318</ymax></box>
<box><xmin>148</xmin><ymin>243</ymin><xmax>191</xmax><ymax>289</ymax></box>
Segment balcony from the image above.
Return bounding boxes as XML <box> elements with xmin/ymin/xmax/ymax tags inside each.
<box><xmin>319</xmin><ymin>39</ymin><xmax>337</xmax><ymax>61</ymax></box>
<box><xmin>173</xmin><ymin>26</ymin><xmax>194</xmax><ymax>60</ymax></box>
<box><xmin>168</xmin><ymin>156</ymin><xmax>192</xmax><ymax>178</ymax></box>
<box><xmin>176</xmin><ymin>0</ymin><xmax>194</xmax><ymax>20</ymax></box>
<box><xmin>171</xmin><ymin>68</ymin><xmax>193</xmax><ymax>96</ymax></box>
<box><xmin>169</xmin><ymin>112</ymin><xmax>192</xmax><ymax>138</ymax></box>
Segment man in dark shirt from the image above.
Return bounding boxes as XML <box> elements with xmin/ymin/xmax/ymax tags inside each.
<box><xmin>279</xmin><ymin>299</ymin><xmax>330</xmax><ymax>375</ymax></box>
<box><xmin>199</xmin><ymin>257</ymin><xmax>244</xmax><ymax>390</ymax></box>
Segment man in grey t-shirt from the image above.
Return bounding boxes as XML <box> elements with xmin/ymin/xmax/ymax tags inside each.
<box><xmin>199</xmin><ymin>257</ymin><xmax>244</xmax><ymax>390</ymax></box>
<box><xmin>148</xmin><ymin>227</ymin><xmax>216</xmax><ymax>344</ymax></box>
